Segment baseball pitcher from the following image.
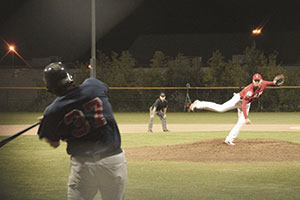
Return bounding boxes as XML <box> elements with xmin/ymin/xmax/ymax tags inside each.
<box><xmin>190</xmin><ymin>73</ymin><xmax>284</xmax><ymax>145</ymax></box>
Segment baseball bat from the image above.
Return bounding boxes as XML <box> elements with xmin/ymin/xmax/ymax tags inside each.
<box><xmin>0</xmin><ymin>121</ymin><xmax>41</xmax><ymax>148</ymax></box>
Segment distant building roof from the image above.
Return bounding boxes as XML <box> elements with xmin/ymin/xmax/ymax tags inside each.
<box><xmin>129</xmin><ymin>32</ymin><xmax>300</xmax><ymax>65</ymax></box>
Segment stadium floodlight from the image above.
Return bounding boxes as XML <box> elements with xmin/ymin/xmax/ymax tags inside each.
<box><xmin>9</xmin><ymin>45</ymin><xmax>16</xmax><ymax>52</ymax></box>
<box><xmin>252</xmin><ymin>28</ymin><xmax>262</xmax><ymax>35</ymax></box>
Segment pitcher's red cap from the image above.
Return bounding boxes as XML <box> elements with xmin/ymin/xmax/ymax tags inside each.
<box><xmin>252</xmin><ymin>73</ymin><xmax>262</xmax><ymax>80</ymax></box>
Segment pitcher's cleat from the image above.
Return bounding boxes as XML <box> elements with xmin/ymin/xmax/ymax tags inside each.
<box><xmin>189</xmin><ymin>100</ymin><xmax>200</xmax><ymax>112</ymax></box>
<box><xmin>224</xmin><ymin>140</ymin><xmax>236</xmax><ymax>146</ymax></box>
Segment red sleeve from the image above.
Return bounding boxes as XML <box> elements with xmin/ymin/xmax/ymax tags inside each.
<box><xmin>264</xmin><ymin>80</ymin><xmax>275</xmax><ymax>86</ymax></box>
<box><xmin>242</xmin><ymin>99</ymin><xmax>249</xmax><ymax>119</ymax></box>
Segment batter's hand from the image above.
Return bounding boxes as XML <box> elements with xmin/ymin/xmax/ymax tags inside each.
<box><xmin>163</xmin><ymin>114</ymin><xmax>167</xmax><ymax>119</ymax></box>
<box><xmin>37</xmin><ymin>115</ymin><xmax>44</xmax><ymax>121</ymax></box>
<box><xmin>45</xmin><ymin>138</ymin><xmax>60</xmax><ymax>148</ymax></box>
<box><xmin>245</xmin><ymin>118</ymin><xmax>251</xmax><ymax>125</ymax></box>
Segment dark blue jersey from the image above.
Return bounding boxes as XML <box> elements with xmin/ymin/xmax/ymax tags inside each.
<box><xmin>38</xmin><ymin>78</ymin><xmax>122</xmax><ymax>157</ymax></box>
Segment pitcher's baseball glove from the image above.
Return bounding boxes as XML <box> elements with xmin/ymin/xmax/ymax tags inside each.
<box><xmin>273</xmin><ymin>74</ymin><xmax>284</xmax><ymax>86</ymax></box>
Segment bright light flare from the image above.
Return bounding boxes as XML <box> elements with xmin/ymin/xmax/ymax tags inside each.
<box><xmin>9</xmin><ymin>45</ymin><xmax>16</xmax><ymax>52</ymax></box>
<box><xmin>252</xmin><ymin>27</ymin><xmax>263</xmax><ymax>35</ymax></box>
<box><xmin>0</xmin><ymin>40</ymin><xmax>31</xmax><ymax>67</ymax></box>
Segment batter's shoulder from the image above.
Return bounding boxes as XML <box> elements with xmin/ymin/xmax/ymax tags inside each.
<box><xmin>82</xmin><ymin>78</ymin><xmax>103</xmax><ymax>85</ymax></box>
<box><xmin>82</xmin><ymin>78</ymin><xmax>109</xmax><ymax>92</ymax></box>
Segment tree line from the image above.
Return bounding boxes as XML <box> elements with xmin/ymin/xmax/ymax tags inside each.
<box><xmin>71</xmin><ymin>43</ymin><xmax>300</xmax><ymax>112</ymax></box>
<box><xmin>31</xmin><ymin>43</ymin><xmax>300</xmax><ymax>112</ymax></box>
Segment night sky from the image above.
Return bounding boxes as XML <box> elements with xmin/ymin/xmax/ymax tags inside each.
<box><xmin>1</xmin><ymin>0</ymin><xmax>300</xmax><ymax>65</ymax></box>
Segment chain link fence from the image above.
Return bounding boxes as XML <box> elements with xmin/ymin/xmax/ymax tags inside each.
<box><xmin>1</xmin><ymin>86</ymin><xmax>299</xmax><ymax>112</ymax></box>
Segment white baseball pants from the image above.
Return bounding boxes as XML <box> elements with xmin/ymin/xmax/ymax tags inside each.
<box><xmin>68</xmin><ymin>152</ymin><xmax>127</xmax><ymax>200</ymax></box>
<box><xmin>193</xmin><ymin>93</ymin><xmax>250</xmax><ymax>142</ymax></box>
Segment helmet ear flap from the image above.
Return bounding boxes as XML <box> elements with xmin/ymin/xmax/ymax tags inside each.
<box><xmin>60</xmin><ymin>72</ymin><xmax>73</xmax><ymax>86</ymax></box>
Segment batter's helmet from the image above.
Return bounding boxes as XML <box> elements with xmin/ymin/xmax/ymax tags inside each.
<box><xmin>43</xmin><ymin>62</ymin><xmax>73</xmax><ymax>95</ymax></box>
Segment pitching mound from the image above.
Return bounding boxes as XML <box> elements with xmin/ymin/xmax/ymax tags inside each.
<box><xmin>124</xmin><ymin>139</ymin><xmax>300</xmax><ymax>162</ymax></box>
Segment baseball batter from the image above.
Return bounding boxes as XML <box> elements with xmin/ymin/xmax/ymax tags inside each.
<box><xmin>189</xmin><ymin>73</ymin><xmax>284</xmax><ymax>145</ymax></box>
<box><xmin>38</xmin><ymin>62</ymin><xmax>127</xmax><ymax>200</ymax></box>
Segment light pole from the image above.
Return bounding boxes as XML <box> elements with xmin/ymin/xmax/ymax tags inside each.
<box><xmin>90</xmin><ymin>0</ymin><xmax>97</xmax><ymax>78</ymax></box>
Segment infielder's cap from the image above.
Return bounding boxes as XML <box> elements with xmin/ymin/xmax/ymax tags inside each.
<box><xmin>160</xmin><ymin>92</ymin><xmax>166</xmax><ymax>97</ymax></box>
<box><xmin>253</xmin><ymin>73</ymin><xmax>262</xmax><ymax>81</ymax></box>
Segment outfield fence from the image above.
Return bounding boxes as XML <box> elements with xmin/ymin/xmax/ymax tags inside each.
<box><xmin>0</xmin><ymin>86</ymin><xmax>300</xmax><ymax>112</ymax></box>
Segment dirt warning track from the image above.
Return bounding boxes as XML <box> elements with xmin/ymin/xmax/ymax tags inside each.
<box><xmin>0</xmin><ymin>124</ymin><xmax>299</xmax><ymax>136</ymax></box>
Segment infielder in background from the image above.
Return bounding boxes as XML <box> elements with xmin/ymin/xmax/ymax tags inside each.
<box><xmin>190</xmin><ymin>73</ymin><xmax>284</xmax><ymax>145</ymax></box>
<box><xmin>148</xmin><ymin>92</ymin><xmax>169</xmax><ymax>132</ymax></box>
<box><xmin>38</xmin><ymin>62</ymin><xmax>127</xmax><ymax>200</ymax></box>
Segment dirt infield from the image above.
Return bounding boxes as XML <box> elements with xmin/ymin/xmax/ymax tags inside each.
<box><xmin>124</xmin><ymin>139</ymin><xmax>300</xmax><ymax>162</ymax></box>
<box><xmin>1</xmin><ymin>124</ymin><xmax>300</xmax><ymax>162</ymax></box>
<box><xmin>0</xmin><ymin>124</ymin><xmax>300</xmax><ymax>136</ymax></box>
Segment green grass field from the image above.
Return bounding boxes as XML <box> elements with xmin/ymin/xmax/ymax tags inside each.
<box><xmin>0</xmin><ymin>112</ymin><xmax>300</xmax><ymax>200</ymax></box>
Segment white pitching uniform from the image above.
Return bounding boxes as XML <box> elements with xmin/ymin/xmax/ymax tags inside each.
<box><xmin>190</xmin><ymin>73</ymin><xmax>275</xmax><ymax>145</ymax></box>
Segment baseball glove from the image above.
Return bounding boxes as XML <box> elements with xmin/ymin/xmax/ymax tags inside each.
<box><xmin>273</xmin><ymin>74</ymin><xmax>285</xmax><ymax>86</ymax></box>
